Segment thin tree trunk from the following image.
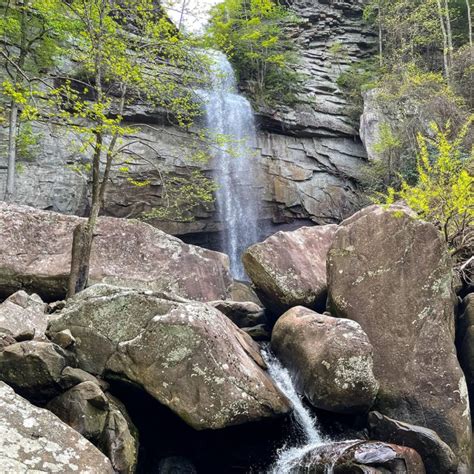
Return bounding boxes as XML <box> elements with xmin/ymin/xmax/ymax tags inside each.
<box><xmin>5</xmin><ymin>101</ymin><xmax>18</xmax><ymax>201</ymax></box>
<box><xmin>67</xmin><ymin>133</ymin><xmax>103</xmax><ymax>298</ymax></box>
<box><xmin>378</xmin><ymin>1</ymin><xmax>384</xmax><ymax>67</ymax></box>
<box><xmin>436</xmin><ymin>0</ymin><xmax>450</xmax><ymax>83</ymax></box>
<box><xmin>444</xmin><ymin>0</ymin><xmax>454</xmax><ymax>68</ymax></box>
<box><xmin>67</xmin><ymin>86</ymin><xmax>126</xmax><ymax>298</ymax></box>
<box><xmin>467</xmin><ymin>0</ymin><xmax>473</xmax><ymax>47</ymax></box>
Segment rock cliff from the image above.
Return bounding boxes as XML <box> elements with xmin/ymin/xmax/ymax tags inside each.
<box><xmin>0</xmin><ymin>0</ymin><xmax>375</xmax><ymax>247</ymax></box>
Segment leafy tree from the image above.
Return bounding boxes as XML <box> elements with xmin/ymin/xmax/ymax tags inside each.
<box><xmin>383</xmin><ymin>117</ymin><xmax>473</xmax><ymax>280</ymax></box>
<box><xmin>206</xmin><ymin>0</ymin><xmax>303</xmax><ymax>105</ymax></box>
<box><xmin>51</xmin><ymin>0</ymin><xmax>215</xmax><ymax>296</ymax></box>
<box><xmin>2</xmin><ymin>0</ymin><xmax>217</xmax><ymax>296</ymax></box>
<box><xmin>0</xmin><ymin>0</ymin><xmax>67</xmax><ymax>200</ymax></box>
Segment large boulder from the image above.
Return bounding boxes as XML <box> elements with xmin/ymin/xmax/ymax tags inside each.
<box><xmin>368</xmin><ymin>411</ymin><xmax>457</xmax><ymax>474</ymax></box>
<box><xmin>273</xmin><ymin>440</ymin><xmax>425</xmax><ymax>473</ymax></box>
<box><xmin>48</xmin><ymin>284</ymin><xmax>290</xmax><ymax>430</ymax></box>
<box><xmin>242</xmin><ymin>224</ymin><xmax>337</xmax><ymax>313</ymax></box>
<box><xmin>0</xmin><ymin>203</ymin><xmax>232</xmax><ymax>301</ymax></box>
<box><xmin>271</xmin><ymin>306</ymin><xmax>378</xmax><ymax>414</ymax></box>
<box><xmin>457</xmin><ymin>293</ymin><xmax>474</xmax><ymax>413</ymax></box>
<box><xmin>0</xmin><ymin>341</ymin><xmax>70</xmax><ymax>403</ymax></box>
<box><xmin>47</xmin><ymin>381</ymin><xmax>138</xmax><ymax>473</ymax></box>
<box><xmin>0</xmin><ymin>381</ymin><xmax>114</xmax><ymax>473</ymax></box>
<box><xmin>327</xmin><ymin>205</ymin><xmax>472</xmax><ymax>468</ymax></box>
<box><xmin>0</xmin><ymin>290</ymin><xmax>48</xmax><ymax>340</ymax></box>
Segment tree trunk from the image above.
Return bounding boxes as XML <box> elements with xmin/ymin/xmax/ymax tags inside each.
<box><xmin>436</xmin><ymin>0</ymin><xmax>450</xmax><ymax>83</ymax></box>
<box><xmin>67</xmin><ymin>222</ymin><xmax>94</xmax><ymax>298</ymax></box>
<box><xmin>5</xmin><ymin>100</ymin><xmax>18</xmax><ymax>201</ymax></box>
<box><xmin>444</xmin><ymin>0</ymin><xmax>454</xmax><ymax>68</ymax></box>
<box><xmin>67</xmin><ymin>133</ymin><xmax>103</xmax><ymax>298</ymax></box>
<box><xmin>467</xmin><ymin>0</ymin><xmax>473</xmax><ymax>47</ymax></box>
<box><xmin>378</xmin><ymin>1</ymin><xmax>384</xmax><ymax>67</ymax></box>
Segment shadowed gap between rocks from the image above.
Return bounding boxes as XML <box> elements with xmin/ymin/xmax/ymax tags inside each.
<box><xmin>107</xmin><ymin>379</ymin><xmax>292</xmax><ymax>473</ymax></box>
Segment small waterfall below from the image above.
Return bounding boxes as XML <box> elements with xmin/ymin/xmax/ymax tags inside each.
<box><xmin>199</xmin><ymin>51</ymin><xmax>260</xmax><ymax>280</ymax></box>
<box><xmin>261</xmin><ymin>347</ymin><xmax>330</xmax><ymax>473</ymax></box>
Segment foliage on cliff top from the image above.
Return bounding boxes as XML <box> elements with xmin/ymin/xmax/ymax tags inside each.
<box><xmin>205</xmin><ymin>0</ymin><xmax>304</xmax><ymax>106</ymax></box>
<box><xmin>382</xmin><ymin>117</ymin><xmax>474</xmax><ymax>281</ymax></box>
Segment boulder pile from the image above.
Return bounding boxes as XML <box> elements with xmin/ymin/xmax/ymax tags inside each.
<box><xmin>0</xmin><ymin>203</ymin><xmax>472</xmax><ymax>473</ymax></box>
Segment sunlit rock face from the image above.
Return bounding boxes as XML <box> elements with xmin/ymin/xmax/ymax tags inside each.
<box><xmin>327</xmin><ymin>204</ymin><xmax>472</xmax><ymax>470</ymax></box>
<box><xmin>0</xmin><ymin>381</ymin><xmax>114</xmax><ymax>473</ymax></box>
<box><xmin>0</xmin><ymin>203</ymin><xmax>232</xmax><ymax>301</ymax></box>
<box><xmin>0</xmin><ymin>0</ymin><xmax>375</xmax><ymax>245</ymax></box>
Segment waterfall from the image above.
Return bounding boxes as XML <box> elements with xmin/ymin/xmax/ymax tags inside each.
<box><xmin>199</xmin><ymin>51</ymin><xmax>261</xmax><ymax>280</ymax></box>
<box><xmin>261</xmin><ymin>347</ymin><xmax>329</xmax><ymax>473</ymax></box>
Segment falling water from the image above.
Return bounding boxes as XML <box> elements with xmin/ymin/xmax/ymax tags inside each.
<box><xmin>261</xmin><ymin>347</ymin><xmax>331</xmax><ymax>473</ymax></box>
<box><xmin>199</xmin><ymin>51</ymin><xmax>260</xmax><ymax>280</ymax></box>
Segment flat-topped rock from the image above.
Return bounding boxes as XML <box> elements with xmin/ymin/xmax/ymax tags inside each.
<box><xmin>0</xmin><ymin>203</ymin><xmax>232</xmax><ymax>301</ymax></box>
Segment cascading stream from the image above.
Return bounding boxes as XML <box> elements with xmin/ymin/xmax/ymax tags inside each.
<box><xmin>199</xmin><ymin>51</ymin><xmax>261</xmax><ymax>280</ymax></box>
<box><xmin>261</xmin><ymin>346</ymin><xmax>331</xmax><ymax>473</ymax></box>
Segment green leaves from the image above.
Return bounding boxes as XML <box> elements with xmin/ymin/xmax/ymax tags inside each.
<box><xmin>381</xmin><ymin>116</ymin><xmax>474</xmax><ymax>263</ymax></box>
<box><xmin>206</xmin><ymin>0</ymin><xmax>303</xmax><ymax>105</ymax></box>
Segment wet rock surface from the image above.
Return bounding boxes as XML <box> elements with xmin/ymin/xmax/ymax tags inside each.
<box><xmin>368</xmin><ymin>411</ymin><xmax>458</xmax><ymax>473</ymax></box>
<box><xmin>327</xmin><ymin>204</ymin><xmax>472</xmax><ymax>468</ymax></box>
<box><xmin>286</xmin><ymin>440</ymin><xmax>425</xmax><ymax>474</ymax></box>
<box><xmin>271</xmin><ymin>306</ymin><xmax>378</xmax><ymax>414</ymax></box>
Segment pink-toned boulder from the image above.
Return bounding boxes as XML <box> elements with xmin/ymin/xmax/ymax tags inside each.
<box><xmin>0</xmin><ymin>203</ymin><xmax>232</xmax><ymax>301</ymax></box>
<box><xmin>327</xmin><ymin>204</ymin><xmax>472</xmax><ymax>470</ymax></box>
<box><xmin>242</xmin><ymin>225</ymin><xmax>337</xmax><ymax>313</ymax></box>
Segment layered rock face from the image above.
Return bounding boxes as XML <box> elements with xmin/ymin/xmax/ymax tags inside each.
<box><xmin>0</xmin><ymin>0</ymin><xmax>374</xmax><ymax>243</ymax></box>
<box><xmin>327</xmin><ymin>205</ymin><xmax>472</xmax><ymax>469</ymax></box>
<box><xmin>0</xmin><ymin>203</ymin><xmax>232</xmax><ymax>301</ymax></box>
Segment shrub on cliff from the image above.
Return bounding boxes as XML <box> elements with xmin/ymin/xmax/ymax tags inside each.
<box><xmin>206</xmin><ymin>0</ymin><xmax>303</xmax><ymax>105</ymax></box>
<box><xmin>383</xmin><ymin>117</ymin><xmax>473</xmax><ymax>281</ymax></box>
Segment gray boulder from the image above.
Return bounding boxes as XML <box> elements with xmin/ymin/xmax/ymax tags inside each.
<box><xmin>271</xmin><ymin>306</ymin><xmax>378</xmax><ymax>414</ymax></box>
<box><xmin>47</xmin><ymin>381</ymin><xmax>138</xmax><ymax>473</ymax></box>
<box><xmin>0</xmin><ymin>203</ymin><xmax>232</xmax><ymax>301</ymax></box>
<box><xmin>0</xmin><ymin>341</ymin><xmax>70</xmax><ymax>402</ymax></box>
<box><xmin>327</xmin><ymin>204</ymin><xmax>472</xmax><ymax>468</ymax></box>
<box><xmin>368</xmin><ymin>411</ymin><xmax>457</xmax><ymax>473</ymax></box>
<box><xmin>0</xmin><ymin>381</ymin><xmax>114</xmax><ymax>473</ymax></box>
<box><xmin>242</xmin><ymin>224</ymin><xmax>337</xmax><ymax>313</ymax></box>
<box><xmin>48</xmin><ymin>284</ymin><xmax>291</xmax><ymax>430</ymax></box>
<box><xmin>0</xmin><ymin>290</ymin><xmax>48</xmax><ymax>340</ymax></box>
